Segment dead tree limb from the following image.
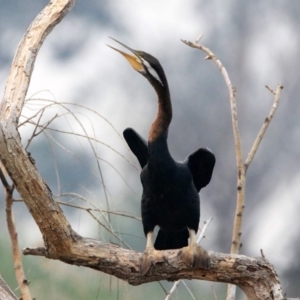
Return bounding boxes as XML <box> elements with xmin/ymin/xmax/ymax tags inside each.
<box><xmin>1</xmin><ymin>168</ymin><xmax>32</xmax><ymax>300</ymax></box>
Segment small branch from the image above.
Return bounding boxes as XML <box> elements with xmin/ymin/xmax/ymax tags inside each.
<box><xmin>25</xmin><ymin>108</ymin><xmax>45</xmax><ymax>150</ymax></box>
<box><xmin>244</xmin><ymin>83</ymin><xmax>284</xmax><ymax>172</ymax></box>
<box><xmin>57</xmin><ymin>200</ymin><xmax>142</xmax><ymax>221</ymax></box>
<box><xmin>23</xmin><ymin>247</ymin><xmax>47</xmax><ymax>257</ymax></box>
<box><xmin>24</xmin><ymin>108</ymin><xmax>58</xmax><ymax>150</ymax></box>
<box><xmin>196</xmin><ymin>217</ymin><xmax>213</xmax><ymax>243</ymax></box>
<box><xmin>211</xmin><ymin>284</ymin><xmax>219</xmax><ymax>300</ymax></box>
<box><xmin>0</xmin><ymin>166</ymin><xmax>10</xmax><ymax>189</ymax></box>
<box><xmin>0</xmin><ymin>169</ymin><xmax>32</xmax><ymax>300</ymax></box>
<box><xmin>182</xmin><ymin>37</ymin><xmax>245</xmax><ymax>300</ymax></box>
<box><xmin>181</xmin><ymin>281</ymin><xmax>197</xmax><ymax>300</ymax></box>
<box><xmin>165</xmin><ymin>281</ymin><xmax>181</xmax><ymax>300</ymax></box>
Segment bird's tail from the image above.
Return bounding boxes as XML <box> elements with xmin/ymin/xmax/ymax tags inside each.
<box><xmin>154</xmin><ymin>229</ymin><xmax>189</xmax><ymax>250</ymax></box>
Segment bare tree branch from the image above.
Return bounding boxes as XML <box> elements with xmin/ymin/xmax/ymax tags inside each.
<box><xmin>0</xmin><ymin>169</ymin><xmax>32</xmax><ymax>300</ymax></box>
<box><xmin>21</xmin><ymin>244</ymin><xmax>283</xmax><ymax>300</ymax></box>
<box><xmin>244</xmin><ymin>84</ymin><xmax>284</xmax><ymax>172</ymax></box>
<box><xmin>0</xmin><ymin>0</ymin><xmax>75</xmax><ymax>121</ymax></box>
<box><xmin>182</xmin><ymin>37</ymin><xmax>246</xmax><ymax>299</ymax></box>
<box><xmin>181</xmin><ymin>37</ymin><xmax>284</xmax><ymax>300</ymax></box>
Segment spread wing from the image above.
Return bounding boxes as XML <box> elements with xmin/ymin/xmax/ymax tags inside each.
<box><xmin>184</xmin><ymin>148</ymin><xmax>216</xmax><ymax>192</ymax></box>
<box><xmin>123</xmin><ymin>128</ymin><xmax>148</xmax><ymax>168</ymax></box>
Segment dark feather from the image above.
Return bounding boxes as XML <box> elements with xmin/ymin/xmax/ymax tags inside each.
<box><xmin>184</xmin><ymin>148</ymin><xmax>216</xmax><ymax>192</ymax></box>
<box><xmin>123</xmin><ymin>128</ymin><xmax>148</xmax><ymax>168</ymax></box>
<box><xmin>154</xmin><ymin>229</ymin><xmax>189</xmax><ymax>250</ymax></box>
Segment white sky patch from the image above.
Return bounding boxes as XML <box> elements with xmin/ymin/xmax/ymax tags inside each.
<box><xmin>142</xmin><ymin>59</ymin><xmax>164</xmax><ymax>87</ymax></box>
<box><xmin>247</xmin><ymin>174</ymin><xmax>300</xmax><ymax>270</ymax></box>
<box><xmin>106</xmin><ymin>0</ymin><xmax>208</xmax><ymax>52</ymax></box>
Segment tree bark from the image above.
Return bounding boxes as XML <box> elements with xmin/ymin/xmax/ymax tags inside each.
<box><xmin>0</xmin><ymin>1</ymin><xmax>288</xmax><ymax>299</ymax></box>
<box><xmin>22</xmin><ymin>243</ymin><xmax>283</xmax><ymax>300</ymax></box>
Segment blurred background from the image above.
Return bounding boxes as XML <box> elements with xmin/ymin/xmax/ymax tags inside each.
<box><xmin>0</xmin><ymin>0</ymin><xmax>299</xmax><ymax>299</ymax></box>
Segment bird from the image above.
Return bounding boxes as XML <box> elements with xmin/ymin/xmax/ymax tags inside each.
<box><xmin>108</xmin><ymin>38</ymin><xmax>216</xmax><ymax>275</ymax></box>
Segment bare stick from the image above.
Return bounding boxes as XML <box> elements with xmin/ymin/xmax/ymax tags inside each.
<box><xmin>183</xmin><ymin>37</ymin><xmax>245</xmax><ymax>300</ymax></box>
<box><xmin>211</xmin><ymin>284</ymin><xmax>219</xmax><ymax>300</ymax></box>
<box><xmin>181</xmin><ymin>281</ymin><xmax>197</xmax><ymax>300</ymax></box>
<box><xmin>196</xmin><ymin>217</ymin><xmax>213</xmax><ymax>243</ymax></box>
<box><xmin>0</xmin><ymin>169</ymin><xmax>32</xmax><ymax>300</ymax></box>
<box><xmin>182</xmin><ymin>37</ymin><xmax>284</xmax><ymax>300</ymax></box>
<box><xmin>25</xmin><ymin>110</ymin><xmax>58</xmax><ymax>150</ymax></box>
<box><xmin>183</xmin><ymin>37</ymin><xmax>242</xmax><ymax>299</ymax></box>
<box><xmin>244</xmin><ymin>84</ymin><xmax>284</xmax><ymax>172</ymax></box>
<box><xmin>182</xmin><ymin>37</ymin><xmax>245</xmax><ymax>252</ymax></box>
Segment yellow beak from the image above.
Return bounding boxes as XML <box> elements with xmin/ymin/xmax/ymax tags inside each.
<box><xmin>107</xmin><ymin>38</ymin><xmax>144</xmax><ymax>72</ymax></box>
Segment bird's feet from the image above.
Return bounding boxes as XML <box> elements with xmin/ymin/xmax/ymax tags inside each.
<box><xmin>179</xmin><ymin>244</ymin><xmax>210</xmax><ymax>270</ymax></box>
<box><xmin>140</xmin><ymin>247</ymin><xmax>165</xmax><ymax>276</ymax></box>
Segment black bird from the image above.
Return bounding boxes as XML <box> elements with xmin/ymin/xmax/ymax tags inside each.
<box><xmin>108</xmin><ymin>38</ymin><xmax>215</xmax><ymax>275</ymax></box>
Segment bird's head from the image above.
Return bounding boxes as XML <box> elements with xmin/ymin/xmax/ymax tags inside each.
<box><xmin>107</xmin><ymin>38</ymin><xmax>168</xmax><ymax>90</ymax></box>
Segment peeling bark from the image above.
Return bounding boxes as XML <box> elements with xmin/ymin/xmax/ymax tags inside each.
<box><xmin>23</xmin><ymin>238</ymin><xmax>283</xmax><ymax>300</ymax></box>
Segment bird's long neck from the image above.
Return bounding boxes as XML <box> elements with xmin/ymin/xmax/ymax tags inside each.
<box><xmin>148</xmin><ymin>84</ymin><xmax>172</xmax><ymax>143</ymax></box>
<box><xmin>147</xmin><ymin>83</ymin><xmax>173</xmax><ymax>167</ymax></box>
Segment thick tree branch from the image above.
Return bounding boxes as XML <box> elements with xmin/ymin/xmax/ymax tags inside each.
<box><xmin>0</xmin><ymin>0</ymin><xmax>80</xmax><ymax>262</ymax></box>
<box><xmin>0</xmin><ymin>0</ymin><xmax>75</xmax><ymax>122</ymax></box>
<box><xmin>23</xmin><ymin>240</ymin><xmax>283</xmax><ymax>300</ymax></box>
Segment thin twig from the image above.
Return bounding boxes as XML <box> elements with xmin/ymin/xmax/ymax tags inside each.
<box><xmin>196</xmin><ymin>217</ymin><xmax>213</xmax><ymax>244</ymax></box>
<box><xmin>165</xmin><ymin>281</ymin><xmax>181</xmax><ymax>300</ymax></box>
<box><xmin>211</xmin><ymin>284</ymin><xmax>218</xmax><ymax>300</ymax></box>
<box><xmin>182</xmin><ymin>36</ymin><xmax>284</xmax><ymax>300</ymax></box>
<box><xmin>18</xmin><ymin>107</ymin><xmax>46</xmax><ymax>128</ymax></box>
<box><xmin>0</xmin><ymin>168</ymin><xmax>32</xmax><ymax>300</ymax></box>
<box><xmin>57</xmin><ymin>200</ymin><xmax>142</xmax><ymax>221</ymax></box>
<box><xmin>244</xmin><ymin>84</ymin><xmax>284</xmax><ymax>172</ymax></box>
<box><xmin>181</xmin><ymin>281</ymin><xmax>197</xmax><ymax>300</ymax></box>
<box><xmin>14</xmin><ymin>197</ymin><xmax>142</xmax><ymax>221</ymax></box>
<box><xmin>86</xmin><ymin>210</ymin><xmax>131</xmax><ymax>249</ymax></box>
<box><xmin>182</xmin><ymin>37</ymin><xmax>245</xmax><ymax>251</ymax></box>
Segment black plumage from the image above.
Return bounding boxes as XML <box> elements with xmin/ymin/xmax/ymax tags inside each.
<box><xmin>108</xmin><ymin>38</ymin><xmax>215</xmax><ymax>274</ymax></box>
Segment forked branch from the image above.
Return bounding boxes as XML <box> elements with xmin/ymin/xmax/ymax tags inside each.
<box><xmin>182</xmin><ymin>37</ymin><xmax>284</xmax><ymax>300</ymax></box>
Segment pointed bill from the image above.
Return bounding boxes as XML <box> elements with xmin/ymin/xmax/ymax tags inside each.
<box><xmin>107</xmin><ymin>38</ymin><xmax>144</xmax><ymax>72</ymax></box>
